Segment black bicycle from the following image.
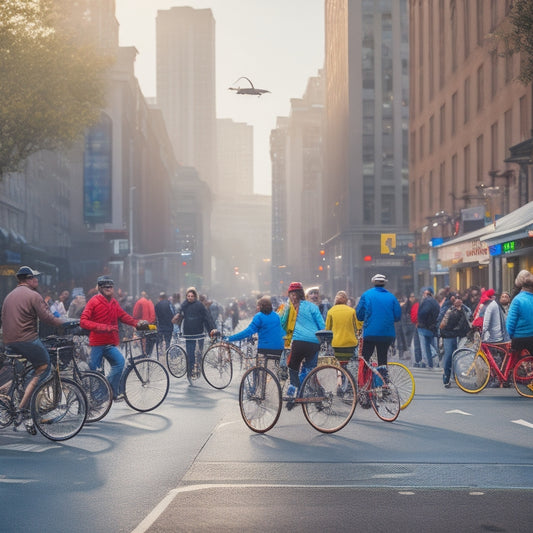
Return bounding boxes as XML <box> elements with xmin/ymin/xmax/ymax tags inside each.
<box><xmin>0</xmin><ymin>347</ymin><xmax>88</xmax><ymax>441</ymax></box>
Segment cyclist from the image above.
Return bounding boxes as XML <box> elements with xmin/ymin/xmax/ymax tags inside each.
<box><xmin>356</xmin><ymin>274</ymin><xmax>402</xmax><ymax>376</ymax></box>
<box><xmin>506</xmin><ymin>271</ymin><xmax>533</xmax><ymax>356</ymax></box>
<box><xmin>0</xmin><ymin>266</ymin><xmax>66</xmax><ymax>428</ymax></box>
<box><xmin>226</xmin><ymin>296</ymin><xmax>285</xmax><ymax>358</ymax></box>
<box><xmin>80</xmin><ymin>276</ymin><xmax>148</xmax><ymax>400</ymax></box>
<box><xmin>280</xmin><ymin>281</ymin><xmax>325</xmax><ymax>404</ymax></box>
<box><xmin>172</xmin><ymin>286</ymin><xmax>217</xmax><ymax>386</ymax></box>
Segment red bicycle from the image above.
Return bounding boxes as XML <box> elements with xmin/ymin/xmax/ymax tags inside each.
<box><xmin>452</xmin><ymin>341</ymin><xmax>533</xmax><ymax>397</ymax></box>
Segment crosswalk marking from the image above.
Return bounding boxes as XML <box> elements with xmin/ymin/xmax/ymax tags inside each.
<box><xmin>445</xmin><ymin>409</ymin><xmax>472</xmax><ymax>416</ymax></box>
<box><xmin>512</xmin><ymin>419</ymin><xmax>533</xmax><ymax>429</ymax></box>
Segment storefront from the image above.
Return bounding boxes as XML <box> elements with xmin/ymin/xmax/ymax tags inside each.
<box><xmin>480</xmin><ymin>201</ymin><xmax>533</xmax><ymax>292</ymax></box>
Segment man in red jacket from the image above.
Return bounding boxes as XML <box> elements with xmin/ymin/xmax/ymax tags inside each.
<box><xmin>80</xmin><ymin>276</ymin><xmax>147</xmax><ymax>400</ymax></box>
<box><xmin>133</xmin><ymin>291</ymin><xmax>157</xmax><ymax>356</ymax></box>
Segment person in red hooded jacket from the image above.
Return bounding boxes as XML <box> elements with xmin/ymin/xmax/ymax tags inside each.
<box><xmin>80</xmin><ymin>276</ymin><xmax>147</xmax><ymax>400</ymax></box>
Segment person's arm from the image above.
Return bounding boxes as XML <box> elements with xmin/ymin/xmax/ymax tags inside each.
<box><xmin>355</xmin><ymin>295</ymin><xmax>366</xmax><ymax>322</ymax></box>
<box><xmin>34</xmin><ymin>295</ymin><xmax>64</xmax><ymax>328</ymax></box>
<box><xmin>506</xmin><ymin>299</ymin><xmax>518</xmax><ymax>338</ymax></box>
<box><xmin>228</xmin><ymin>314</ymin><xmax>260</xmax><ymax>342</ymax></box>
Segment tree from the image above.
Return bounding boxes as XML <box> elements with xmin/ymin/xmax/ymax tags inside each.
<box><xmin>0</xmin><ymin>0</ymin><xmax>112</xmax><ymax>176</ymax></box>
<box><xmin>491</xmin><ymin>0</ymin><xmax>533</xmax><ymax>85</ymax></box>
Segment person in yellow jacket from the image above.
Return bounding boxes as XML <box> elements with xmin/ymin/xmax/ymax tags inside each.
<box><xmin>325</xmin><ymin>290</ymin><xmax>362</xmax><ymax>363</ymax></box>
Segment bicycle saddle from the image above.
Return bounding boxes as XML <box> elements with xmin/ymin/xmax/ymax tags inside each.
<box><xmin>315</xmin><ymin>330</ymin><xmax>334</xmax><ymax>344</ymax></box>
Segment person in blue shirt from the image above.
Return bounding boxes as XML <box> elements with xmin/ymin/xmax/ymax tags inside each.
<box><xmin>226</xmin><ymin>296</ymin><xmax>284</xmax><ymax>356</ymax></box>
<box><xmin>506</xmin><ymin>271</ymin><xmax>533</xmax><ymax>356</ymax></box>
<box><xmin>280</xmin><ymin>281</ymin><xmax>325</xmax><ymax>399</ymax></box>
<box><xmin>356</xmin><ymin>274</ymin><xmax>402</xmax><ymax>369</ymax></box>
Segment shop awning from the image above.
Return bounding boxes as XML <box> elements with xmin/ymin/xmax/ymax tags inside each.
<box><xmin>480</xmin><ymin>200</ymin><xmax>533</xmax><ymax>246</ymax></box>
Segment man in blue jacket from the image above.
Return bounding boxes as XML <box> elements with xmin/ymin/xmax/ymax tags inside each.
<box><xmin>356</xmin><ymin>274</ymin><xmax>402</xmax><ymax>369</ymax></box>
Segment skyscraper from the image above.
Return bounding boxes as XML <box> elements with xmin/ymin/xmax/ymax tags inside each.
<box><xmin>324</xmin><ymin>0</ymin><xmax>410</xmax><ymax>296</ymax></box>
<box><xmin>156</xmin><ymin>6</ymin><xmax>217</xmax><ymax>191</ymax></box>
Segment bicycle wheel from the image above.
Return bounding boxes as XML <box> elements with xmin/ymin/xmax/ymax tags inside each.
<box><xmin>0</xmin><ymin>393</ymin><xmax>13</xmax><ymax>428</ymax></box>
<box><xmin>166</xmin><ymin>344</ymin><xmax>187</xmax><ymax>378</ymax></box>
<box><xmin>370</xmin><ymin>381</ymin><xmax>400</xmax><ymax>422</ymax></box>
<box><xmin>301</xmin><ymin>365</ymin><xmax>356</xmax><ymax>433</ymax></box>
<box><xmin>202</xmin><ymin>344</ymin><xmax>233</xmax><ymax>389</ymax></box>
<box><xmin>453</xmin><ymin>348</ymin><xmax>490</xmax><ymax>393</ymax></box>
<box><xmin>124</xmin><ymin>358</ymin><xmax>169</xmax><ymax>412</ymax></box>
<box><xmin>79</xmin><ymin>371</ymin><xmax>113</xmax><ymax>423</ymax></box>
<box><xmin>239</xmin><ymin>366</ymin><xmax>281</xmax><ymax>433</ymax></box>
<box><xmin>387</xmin><ymin>362</ymin><xmax>415</xmax><ymax>410</ymax></box>
<box><xmin>31</xmin><ymin>377</ymin><xmax>87</xmax><ymax>441</ymax></box>
<box><xmin>513</xmin><ymin>355</ymin><xmax>533</xmax><ymax>398</ymax></box>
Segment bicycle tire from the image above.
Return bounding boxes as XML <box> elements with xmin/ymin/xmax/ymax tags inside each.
<box><xmin>0</xmin><ymin>393</ymin><xmax>13</xmax><ymax>428</ymax></box>
<box><xmin>124</xmin><ymin>358</ymin><xmax>169</xmax><ymax>412</ymax></box>
<box><xmin>513</xmin><ymin>355</ymin><xmax>533</xmax><ymax>398</ymax></box>
<box><xmin>239</xmin><ymin>366</ymin><xmax>281</xmax><ymax>433</ymax></box>
<box><xmin>166</xmin><ymin>344</ymin><xmax>187</xmax><ymax>378</ymax></box>
<box><xmin>31</xmin><ymin>377</ymin><xmax>87</xmax><ymax>441</ymax></box>
<box><xmin>79</xmin><ymin>371</ymin><xmax>113</xmax><ymax>423</ymax></box>
<box><xmin>387</xmin><ymin>362</ymin><xmax>415</xmax><ymax>410</ymax></box>
<box><xmin>202</xmin><ymin>344</ymin><xmax>233</xmax><ymax>389</ymax></box>
<box><xmin>453</xmin><ymin>348</ymin><xmax>490</xmax><ymax>393</ymax></box>
<box><xmin>370</xmin><ymin>381</ymin><xmax>400</xmax><ymax>422</ymax></box>
<box><xmin>301</xmin><ymin>365</ymin><xmax>356</xmax><ymax>433</ymax></box>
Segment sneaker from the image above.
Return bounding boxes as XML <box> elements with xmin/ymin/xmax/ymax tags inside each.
<box><xmin>187</xmin><ymin>375</ymin><xmax>194</xmax><ymax>387</ymax></box>
<box><xmin>114</xmin><ymin>393</ymin><xmax>125</xmax><ymax>402</ymax></box>
<box><xmin>444</xmin><ymin>381</ymin><xmax>451</xmax><ymax>388</ymax></box>
<box><xmin>24</xmin><ymin>419</ymin><xmax>37</xmax><ymax>435</ymax></box>
<box><xmin>13</xmin><ymin>408</ymin><xmax>30</xmax><ymax>428</ymax></box>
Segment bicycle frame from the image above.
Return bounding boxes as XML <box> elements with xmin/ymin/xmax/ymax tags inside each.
<box><xmin>479</xmin><ymin>342</ymin><xmax>525</xmax><ymax>383</ymax></box>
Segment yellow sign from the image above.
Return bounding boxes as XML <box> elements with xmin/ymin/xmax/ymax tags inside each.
<box><xmin>380</xmin><ymin>233</ymin><xmax>396</xmax><ymax>254</ymax></box>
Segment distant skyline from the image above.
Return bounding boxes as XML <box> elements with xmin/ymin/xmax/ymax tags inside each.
<box><xmin>115</xmin><ymin>0</ymin><xmax>325</xmax><ymax>195</ymax></box>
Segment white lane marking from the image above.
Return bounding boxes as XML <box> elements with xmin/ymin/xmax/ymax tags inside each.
<box><xmin>0</xmin><ymin>443</ymin><xmax>57</xmax><ymax>452</ymax></box>
<box><xmin>398</xmin><ymin>491</ymin><xmax>415</xmax><ymax>495</ymax></box>
<box><xmin>445</xmin><ymin>409</ymin><xmax>472</xmax><ymax>416</ymax></box>
<box><xmin>0</xmin><ymin>477</ymin><xmax>38</xmax><ymax>484</ymax></box>
<box><xmin>512</xmin><ymin>419</ymin><xmax>533</xmax><ymax>429</ymax></box>
<box><xmin>469</xmin><ymin>491</ymin><xmax>485</xmax><ymax>495</ymax></box>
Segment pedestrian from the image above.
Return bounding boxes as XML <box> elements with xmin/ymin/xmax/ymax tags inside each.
<box><xmin>400</xmin><ymin>292</ymin><xmax>418</xmax><ymax>361</ymax></box>
<box><xmin>325</xmin><ymin>290</ymin><xmax>362</xmax><ymax>364</ymax></box>
<box><xmin>409</xmin><ymin>294</ymin><xmax>424</xmax><ymax>367</ymax></box>
<box><xmin>417</xmin><ymin>286</ymin><xmax>440</xmax><ymax>369</ymax></box>
<box><xmin>133</xmin><ymin>291</ymin><xmax>157</xmax><ymax>356</ymax></box>
<box><xmin>67</xmin><ymin>287</ymin><xmax>86</xmax><ymax>319</ymax></box>
<box><xmin>50</xmin><ymin>289</ymin><xmax>70</xmax><ymax>319</ymax></box>
<box><xmin>1</xmin><ymin>266</ymin><xmax>67</xmax><ymax>431</ymax></box>
<box><xmin>506</xmin><ymin>271</ymin><xmax>533</xmax><ymax>357</ymax></box>
<box><xmin>499</xmin><ymin>291</ymin><xmax>511</xmax><ymax>319</ymax></box>
<box><xmin>155</xmin><ymin>292</ymin><xmax>175</xmax><ymax>350</ymax></box>
<box><xmin>439</xmin><ymin>295</ymin><xmax>470</xmax><ymax>387</ymax></box>
<box><xmin>172</xmin><ymin>287</ymin><xmax>217</xmax><ymax>386</ymax></box>
<box><xmin>280</xmin><ymin>281</ymin><xmax>325</xmax><ymax>405</ymax></box>
<box><xmin>80</xmin><ymin>276</ymin><xmax>147</xmax><ymax>401</ymax></box>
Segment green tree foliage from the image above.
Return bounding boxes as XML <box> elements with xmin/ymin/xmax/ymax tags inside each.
<box><xmin>492</xmin><ymin>0</ymin><xmax>533</xmax><ymax>85</ymax></box>
<box><xmin>0</xmin><ymin>0</ymin><xmax>112</xmax><ymax>176</ymax></box>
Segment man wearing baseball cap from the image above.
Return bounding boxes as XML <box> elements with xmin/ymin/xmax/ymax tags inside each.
<box><xmin>1</xmin><ymin>266</ymin><xmax>66</xmax><ymax>430</ymax></box>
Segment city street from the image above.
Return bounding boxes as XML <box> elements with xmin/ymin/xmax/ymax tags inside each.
<box><xmin>0</xmin><ymin>362</ymin><xmax>532</xmax><ymax>532</ymax></box>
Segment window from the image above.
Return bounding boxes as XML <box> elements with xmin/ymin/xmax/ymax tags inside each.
<box><xmin>463</xmin><ymin>0</ymin><xmax>470</xmax><ymax>58</ymax></box>
<box><xmin>451</xmin><ymin>91</ymin><xmax>458</xmax><ymax>135</ymax></box>
<box><xmin>476</xmin><ymin>0</ymin><xmax>484</xmax><ymax>45</ymax></box>
<box><xmin>440</xmin><ymin>104</ymin><xmax>446</xmax><ymax>145</ymax></box>
<box><xmin>429</xmin><ymin>170</ymin><xmax>434</xmax><ymax>209</ymax></box>
<box><xmin>477</xmin><ymin>65</ymin><xmax>484</xmax><ymax>113</ymax></box>
<box><xmin>504</xmin><ymin>108</ymin><xmax>512</xmax><ymax>150</ymax></box>
<box><xmin>452</xmin><ymin>153</ymin><xmax>458</xmax><ymax>195</ymax></box>
<box><xmin>451</xmin><ymin>0</ymin><xmax>457</xmax><ymax>72</ymax></box>
<box><xmin>491</xmin><ymin>51</ymin><xmax>498</xmax><ymax>99</ymax></box>
<box><xmin>439</xmin><ymin>161</ymin><xmax>446</xmax><ymax>209</ymax></box>
<box><xmin>520</xmin><ymin>96</ymin><xmax>528</xmax><ymax>139</ymax></box>
<box><xmin>420</xmin><ymin>125</ymin><xmax>425</xmax><ymax>160</ymax></box>
<box><xmin>464</xmin><ymin>144</ymin><xmax>471</xmax><ymax>192</ymax></box>
<box><xmin>439</xmin><ymin>0</ymin><xmax>445</xmax><ymax>88</ymax></box>
<box><xmin>464</xmin><ymin>77</ymin><xmax>470</xmax><ymax>124</ymax></box>
<box><xmin>490</xmin><ymin>122</ymin><xmax>498</xmax><ymax>170</ymax></box>
<box><xmin>410</xmin><ymin>130</ymin><xmax>416</xmax><ymax>165</ymax></box>
<box><xmin>476</xmin><ymin>135</ymin><xmax>484</xmax><ymax>183</ymax></box>
<box><xmin>429</xmin><ymin>115</ymin><xmax>434</xmax><ymax>154</ymax></box>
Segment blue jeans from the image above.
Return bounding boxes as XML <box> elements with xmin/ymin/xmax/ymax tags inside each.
<box><xmin>89</xmin><ymin>345</ymin><xmax>125</xmax><ymax>397</ymax></box>
<box><xmin>413</xmin><ymin>327</ymin><xmax>422</xmax><ymax>364</ymax></box>
<box><xmin>185</xmin><ymin>339</ymin><xmax>204</xmax><ymax>376</ymax></box>
<box><xmin>418</xmin><ymin>328</ymin><xmax>436</xmax><ymax>368</ymax></box>
<box><xmin>442</xmin><ymin>337</ymin><xmax>458</xmax><ymax>383</ymax></box>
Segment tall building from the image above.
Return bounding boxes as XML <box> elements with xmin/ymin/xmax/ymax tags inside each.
<box><xmin>409</xmin><ymin>0</ymin><xmax>532</xmax><ymax>291</ymax></box>
<box><xmin>156</xmin><ymin>7</ymin><xmax>217</xmax><ymax>192</ymax></box>
<box><xmin>324</xmin><ymin>0</ymin><xmax>410</xmax><ymax>296</ymax></box>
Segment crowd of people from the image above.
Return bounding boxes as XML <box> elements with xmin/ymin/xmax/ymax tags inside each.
<box><xmin>2</xmin><ymin>263</ymin><xmax>533</xmax><ymax>430</ymax></box>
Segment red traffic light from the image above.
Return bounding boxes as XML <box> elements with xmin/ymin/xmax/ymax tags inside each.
<box><xmin>363</xmin><ymin>255</ymin><xmax>372</xmax><ymax>262</ymax></box>
<box><xmin>182</xmin><ymin>261</ymin><xmax>187</xmax><ymax>266</ymax></box>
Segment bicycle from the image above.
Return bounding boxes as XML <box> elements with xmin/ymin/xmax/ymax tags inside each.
<box><xmin>114</xmin><ymin>332</ymin><xmax>170</xmax><ymax>411</ymax></box>
<box><xmin>166</xmin><ymin>333</ymin><xmax>233</xmax><ymax>389</ymax></box>
<box><xmin>0</xmin><ymin>346</ymin><xmax>88</xmax><ymax>441</ymax></box>
<box><xmin>239</xmin><ymin>346</ymin><xmax>357</xmax><ymax>434</ymax></box>
<box><xmin>317</xmin><ymin>331</ymin><xmax>401</xmax><ymax>422</ymax></box>
<box><xmin>452</xmin><ymin>341</ymin><xmax>533</xmax><ymax>397</ymax></box>
<box><xmin>43</xmin><ymin>333</ymin><xmax>113</xmax><ymax>423</ymax></box>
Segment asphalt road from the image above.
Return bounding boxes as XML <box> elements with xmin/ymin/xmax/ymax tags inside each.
<box><xmin>1</xmin><ymin>361</ymin><xmax>532</xmax><ymax>533</ymax></box>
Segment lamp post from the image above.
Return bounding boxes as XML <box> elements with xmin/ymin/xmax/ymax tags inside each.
<box><xmin>129</xmin><ymin>186</ymin><xmax>136</xmax><ymax>298</ymax></box>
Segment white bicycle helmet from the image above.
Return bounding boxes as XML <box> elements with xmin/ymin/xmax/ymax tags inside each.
<box><xmin>371</xmin><ymin>273</ymin><xmax>388</xmax><ymax>285</ymax></box>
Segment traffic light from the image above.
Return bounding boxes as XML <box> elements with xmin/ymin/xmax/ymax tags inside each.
<box><xmin>363</xmin><ymin>255</ymin><xmax>373</xmax><ymax>262</ymax></box>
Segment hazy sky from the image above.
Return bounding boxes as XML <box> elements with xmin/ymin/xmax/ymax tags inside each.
<box><xmin>114</xmin><ymin>0</ymin><xmax>325</xmax><ymax>194</ymax></box>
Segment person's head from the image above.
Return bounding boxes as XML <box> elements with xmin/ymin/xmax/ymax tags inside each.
<box><xmin>186</xmin><ymin>287</ymin><xmax>198</xmax><ymax>302</ymax></box>
<box><xmin>257</xmin><ymin>296</ymin><xmax>273</xmax><ymax>314</ymax></box>
<box><xmin>409</xmin><ymin>292</ymin><xmax>417</xmax><ymax>302</ymax></box>
<box><xmin>305</xmin><ymin>286</ymin><xmax>320</xmax><ymax>304</ymax></box>
<box><xmin>159</xmin><ymin>292</ymin><xmax>167</xmax><ymax>300</ymax></box>
<box><xmin>453</xmin><ymin>297</ymin><xmax>463</xmax><ymax>310</ymax></box>
<box><xmin>287</xmin><ymin>281</ymin><xmax>305</xmax><ymax>303</ymax></box>
<box><xmin>96</xmin><ymin>275</ymin><xmax>114</xmax><ymax>300</ymax></box>
<box><xmin>469</xmin><ymin>286</ymin><xmax>481</xmax><ymax>303</ymax></box>
<box><xmin>422</xmin><ymin>286</ymin><xmax>434</xmax><ymax>298</ymax></box>
<box><xmin>16</xmin><ymin>265</ymin><xmax>41</xmax><ymax>290</ymax></box>
<box><xmin>521</xmin><ymin>272</ymin><xmax>533</xmax><ymax>291</ymax></box>
<box><xmin>334</xmin><ymin>290</ymin><xmax>348</xmax><ymax>305</ymax></box>
<box><xmin>58</xmin><ymin>289</ymin><xmax>69</xmax><ymax>302</ymax></box>
<box><xmin>515</xmin><ymin>269</ymin><xmax>532</xmax><ymax>288</ymax></box>
<box><xmin>347</xmin><ymin>296</ymin><xmax>356</xmax><ymax>308</ymax></box>
<box><xmin>499</xmin><ymin>291</ymin><xmax>510</xmax><ymax>306</ymax></box>
<box><xmin>371</xmin><ymin>274</ymin><xmax>387</xmax><ymax>287</ymax></box>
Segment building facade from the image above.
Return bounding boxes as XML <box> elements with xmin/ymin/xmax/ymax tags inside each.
<box><xmin>324</xmin><ymin>0</ymin><xmax>410</xmax><ymax>297</ymax></box>
<box><xmin>409</xmin><ymin>0</ymin><xmax>532</xmax><ymax>292</ymax></box>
